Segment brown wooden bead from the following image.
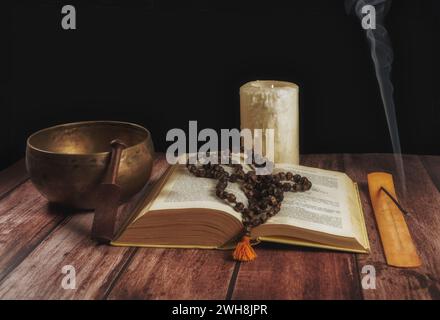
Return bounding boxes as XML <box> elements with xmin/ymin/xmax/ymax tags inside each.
<box><xmin>259</xmin><ymin>213</ymin><xmax>268</xmax><ymax>223</ymax></box>
<box><xmin>259</xmin><ymin>202</ymin><xmax>268</xmax><ymax>210</ymax></box>
<box><xmin>226</xmin><ymin>194</ymin><xmax>236</xmax><ymax>203</ymax></box>
<box><xmin>235</xmin><ymin>202</ymin><xmax>245</xmax><ymax>212</ymax></box>
<box><xmin>187</xmin><ymin>154</ymin><xmax>312</xmax><ymax>235</ymax></box>
<box><xmin>248</xmin><ymin>172</ymin><xmax>257</xmax><ymax>183</ymax></box>
<box><xmin>216</xmin><ymin>190</ymin><xmax>225</xmax><ymax>198</ymax></box>
<box><xmin>245</xmin><ymin>190</ymin><xmax>254</xmax><ymax>199</ymax></box>
<box><xmin>268</xmin><ymin>196</ymin><xmax>278</xmax><ymax>206</ymax></box>
<box><xmin>217</xmin><ymin>182</ymin><xmax>227</xmax><ymax>190</ymax></box>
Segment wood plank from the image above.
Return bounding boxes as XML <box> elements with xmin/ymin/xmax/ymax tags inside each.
<box><xmin>3</xmin><ymin>154</ymin><xmax>437</xmax><ymax>299</ymax></box>
<box><xmin>231</xmin><ymin>245</ymin><xmax>362</xmax><ymax>300</ymax></box>
<box><xmin>343</xmin><ymin>154</ymin><xmax>440</xmax><ymax>300</ymax></box>
<box><xmin>107</xmin><ymin>248</ymin><xmax>236</xmax><ymax>300</ymax></box>
<box><xmin>0</xmin><ymin>155</ymin><xmax>169</xmax><ymax>299</ymax></box>
<box><xmin>231</xmin><ymin>154</ymin><xmax>363</xmax><ymax>300</ymax></box>
<box><xmin>420</xmin><ymin>156</ymin><xmax>440</xmax><ymax>193</ymax></box>
<box><xmin>0</xmin><ymin>180</ymin><xmax>67</xmax><ymax>281</ymax></box>
<box><xmin>0</xmin><ymin>159</ymin><xmax>28</xmax><ymax>199</ymax></box>
<box><xmin>0</xmin><ymin>213</ymin><xmax>134</xmax><ymax>299</ymax></box>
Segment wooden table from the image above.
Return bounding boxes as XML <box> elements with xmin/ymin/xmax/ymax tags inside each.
<box><xmin>0</xmin><ymin>154</ymin><xmax>439</xmax><ymax>300</ymax></box>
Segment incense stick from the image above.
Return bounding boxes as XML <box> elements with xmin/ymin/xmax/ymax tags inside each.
<box><xmin>380</xmin><ymin>187</ymin><xmax>410</xmax><ymax>216</ymax></box>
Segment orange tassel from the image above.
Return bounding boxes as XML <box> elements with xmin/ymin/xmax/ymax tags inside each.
<box><xmin>233</xmin><ymin>236</ymin><xmax>257</xmax><ymax>262</ymax></box>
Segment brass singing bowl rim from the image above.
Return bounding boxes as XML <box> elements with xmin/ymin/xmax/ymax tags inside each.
<box><xmin>27</xmin><ymin>120</ymin><xmax>151</xmax><ymax>156</ymax></box>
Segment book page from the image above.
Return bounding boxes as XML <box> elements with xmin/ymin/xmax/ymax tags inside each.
<box><xmin>144</xmin><ymin>163</ymin><xmax>360</xmax><ymax>239</ymax></box>
<box><xmin>146</xmin><ymin>165</ymin><xmax>244</xmax><ymax>221</ymax></box>
<box><xmin>265</xmin><ymin>164</ymin><xmax>356</xmax><ymax>238</ymax></box>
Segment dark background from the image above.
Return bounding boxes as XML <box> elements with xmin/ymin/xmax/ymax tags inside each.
<box><xmin>1</xmin><ymin>0</ymin><xmax>438</xmax><ymax>170</ymax></box>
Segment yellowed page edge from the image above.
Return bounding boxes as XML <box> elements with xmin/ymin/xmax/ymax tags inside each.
<box><xmin>112</xmin><ymin>165</ymin><xmax>176</xmax><ymax>242</ymax></box>
<box><xmin>354</xmin><ymin>182</ymin><xmax>370</xmax><ymax>252</ymax></box>
<box><xmin>258</xmin><ymin>236</ymin><xmax>369</xmax><ymax>254</ymax></box>
<box><xmin>110</xmin><ymin>241</ymin><xmax>218</xmax><ymax>250</ymax></box>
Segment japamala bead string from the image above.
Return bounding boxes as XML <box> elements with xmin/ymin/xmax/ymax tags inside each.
<box><xmin>187</xmin><ymin>153</ymin><xmax>312</xmax><ymax>262</ymax></box>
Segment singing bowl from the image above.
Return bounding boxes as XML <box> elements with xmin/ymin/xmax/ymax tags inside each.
<box><xmin>26</xmin><ymin>121</ymin><xmax>155</xmax><ymax>209</ymax></box>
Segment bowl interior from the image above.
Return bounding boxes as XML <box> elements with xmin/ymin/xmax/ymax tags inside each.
<box><xmin>28</xmin><ymin>122</ymin><xmax>149</xmax><ymax>155</ymax></box>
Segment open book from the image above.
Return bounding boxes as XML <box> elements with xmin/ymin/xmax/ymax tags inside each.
<box><xmin>112</xmin><ymin>164</ymin><xmax>370</xmax><ymax>253</ymax></box>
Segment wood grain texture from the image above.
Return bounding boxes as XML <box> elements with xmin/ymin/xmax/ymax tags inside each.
<box><xmin>0</xmin><ymin>154</ymin><xmax>439</xmax><ymax>300</ymax></box>
<box><xmin>0</xmin><ymin>158</ymin><xmax>28</xmax><ymax>199</ymax></box>
<box><xmin>0</xmin><ymin>181</ymin><xmax>67</xmax><ymax>282</ymax></box>
<box><xmin>343</xmin><ymin>154</ymin><xmax>440</xmax><ymax>300</ymax></box>
<box><xmin>421</xmin><ymin>156</ymin><xmax>440</xmax><ymax>193</ymax></box>
<box><xmin>0</xmin><ymin>155</ymin><xmax>169</xmax><ymax>299</ymax></box>
<box><xmin>231</xmin><ymin>154</ymin><xmax>363</xmax><ymax>300</ymax></box>
<box><xmin>0</xmin><ymin>213</ymin><xmax>134</xmax><ymax>299</ymax></box>
<box><xmin>107</xmin><ymin>248</ymin><xmax>236</xmax><ymax>300</ymax></box>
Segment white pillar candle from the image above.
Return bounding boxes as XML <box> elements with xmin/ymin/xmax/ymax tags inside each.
<box><xmin>240</xmin><ymin>80</ymin><xmax>300</xmax><ymax>165</ymax></box>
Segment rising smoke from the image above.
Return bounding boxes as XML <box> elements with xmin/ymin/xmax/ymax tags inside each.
<box><xmin>346</xmin><ymin>0</ymin><xmax>406</xmax><ymax>195</ymax></box>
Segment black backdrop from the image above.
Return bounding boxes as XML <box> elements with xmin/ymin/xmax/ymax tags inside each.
<box><xmin>1</xmin><ymin>0</ymin><xmax>438</xmax><ymax>170</ymax></box>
